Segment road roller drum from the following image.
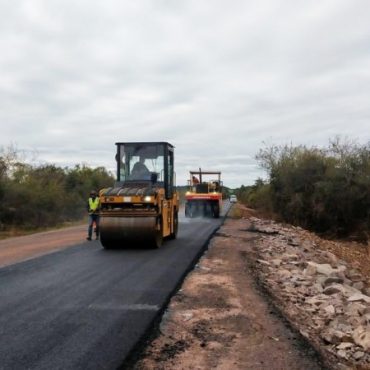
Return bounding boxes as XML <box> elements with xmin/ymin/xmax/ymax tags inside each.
<box><xmin>100</xmin><ymin>216</ymin><xmax>162</xmax><ymax>248</ymax></box>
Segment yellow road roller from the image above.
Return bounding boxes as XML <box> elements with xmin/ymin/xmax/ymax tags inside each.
<box><xmin>99</xmin><ymin>142</ymin><xmax>179</xmax><ymax>248</ymax></box>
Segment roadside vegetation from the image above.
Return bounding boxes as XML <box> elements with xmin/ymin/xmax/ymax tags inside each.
<box><xmin>235</xmin><ymin>138</ymin><xmax>370</xmax><ymax>241</ymax></box>
<box><xmin>0</xmin><ymin>146</ymin><xmax>114</xmax><ymax>233</ymax></box>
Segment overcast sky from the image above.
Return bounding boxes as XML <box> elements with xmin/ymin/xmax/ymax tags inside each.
<box><xmin>1</xmin><ymin>0</ymin><xmax>369</xmax><ymax>187</ymax></box>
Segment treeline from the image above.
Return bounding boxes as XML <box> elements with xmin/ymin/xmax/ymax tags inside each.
<box><xmin>236</xmin><ymin>138</ymin><xmax>370</xmax><ymax>241</ymax></box>
<box><xmin>0</xmin><ymin>147</ymin><xmax>114</xmax><ymax>230</ymax></box>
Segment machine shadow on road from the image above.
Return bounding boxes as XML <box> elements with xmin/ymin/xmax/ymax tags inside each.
<box><xmin>97</xmin><ymin>239</ymin><xmax>179</xmax><ymax>251</ymax></box>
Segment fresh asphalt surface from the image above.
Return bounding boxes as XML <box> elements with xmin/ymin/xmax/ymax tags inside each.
<box><xmin>0</xmin><ymin>203</ymin><xmax>231</xmax><ymax>370</ymax></box>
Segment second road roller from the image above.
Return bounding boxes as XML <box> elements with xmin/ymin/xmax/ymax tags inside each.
<box><xmin>184</xmin><ymin>169</ymin><xmax>223</xmax><ymax>218</ymax></box>
<box><xmin>99</xmin><ymin>142</ymin><xmax>179</xmax><ymax>249</ymax></box>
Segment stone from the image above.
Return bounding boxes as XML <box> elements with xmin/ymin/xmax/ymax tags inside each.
<box><xmin>277</xmin><ymin>269</ymin><xmax>292</xmax><ymax>279</ymax></box>
<box><xmin>290</xmin><ymin>269</ymin><xmax>302</xmax><ymax>277</ymax></box>
<box><xmin>337</xmin><ymin>265</ymin><xmax>347</xmax><ymax>273</ymax></box>
<box><xmin>322</xmin><ymin>276</ymin><xmax>344</xmax><ymax>287</ymax></box>
<box><xmin>304</xmin><ymin>264</ymin><xmax>317</xmax><ymax>276</ymax></box>
<box><xmin>325</xmin><ymin>251</ymin><xmax>338</xmax><ymax>266</ymax></box>
<box><xmin>302</xmin><ymin>240</ymin><xmax>312</xmax><ymax>249</ymax></box>
<box><xmin>347</xmin><ymin>293</ymin><xmax>370</xmax><ymax>304</ymax></box>
<box><xmin>353</xmin><ymin>282</ymin><xmax>364</xmax><ymax>291</ymax></box>
<box><xmin>347</xmin><ymin>270</ymin><xmax>363</xmax><ymax>282</ymax></box>
<box><xmin>344</xmin><ymin>303</ymin><xmax>367</xmax><ymax>317</ymax></box>
<box><xmin>323</xmin><ymin>284</ymin><xmax>344</xmax><ymax>295</ymax></box>
<box><xmin>311</xmin><ymin>318</ymin><xmax>326</xmax><ymax>328</ymax></box>
<box><xmin>336</xmin><ymin>342</ymin><xmax>354</xmax><ymax>350</ymax></box>
<box><xmin>336</xmin><ymin>323</ymin><xmax>353</xmax><ymax>335</ymax></box>
<box><xmin>361</xmin><ymin>313</ymin><xmax>370</xmax><ymax>326</ymax></box>
<box><xmin>341</xmin><ymin>284</ymin><xmax>362</xmax><ymax>298</ymax></box>
<box><xmin>321</xmin><ymin>329</ymin><xmax>347</xmax><ymax>344</ymax></box>
<box><xmin>347</xmin><ymin>316</ymin><xmax>363</xmax><ymax>327</ymax></box>
<box><xmin>182</xmin><ymin>312</ymin><xmax>194</xmax><ymax>321</ymax></box>
<box><xmin>316</xmin><ymin>276</ymin><xmax>328</xmax><ymax>287</ymax></box>
<box><xmin>352</xmin><ymin>326</ymin><xmax>370</xmax><ymax>350</ymax></box>
<box><xmin>323</xmin><ymin>304</ymin><xmax>335</xmax><ymax>315</ymax></box>
<box><xmin>314</xmin><ymin>263</ymin><xmax>335</xmax><ymax>276</ymax></box>
<box><xmin>353</xmin><ymin>351</ymin><xmax>365</xmax><ymax>360</ymax></box>
<box><xmin>282</xmin><ymin>253</ymin><xmax>299</xmax><ymax>261</ymax></box>
<box><xmin>257</xmin><ymin>259</ymin><xmax>270</xmax><ymax>266</ymax></box>
<box><xmin>343</xmin><ymin>278</ymin><xmax>353</xmax><ymax>286</ymax></box>
<box><xmin>200</xmin><ymin>266</ymin><xmax>211</xmax><ymax>272</ymax></box>
<box><xmin>337</xmin><ymin>350</ymin><xmax>348</xmax><ymax>359</ymax></box>
<box><xmin>288</xmin><ymin>238</ymin><xmax>300</xmax><ymax>246</ymax></box>
<box><xmin>312</xmin><ymin>283</ymin><xmax>324</xmax><ymax>293</ymax></box>
<box><xmin>271</xmin><ymin>259</ymin><xmax>282</xmax><ymax>267</ymax></box>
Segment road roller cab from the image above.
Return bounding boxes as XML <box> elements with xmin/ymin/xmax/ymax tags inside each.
<box><xmin>99</xmin><ymin>142</ymin><xmax>179</xmax><ymax>249</ymax></box>
<box><xmin>184</xmin><ymin>170</ymin><xmax>222</xmax><ymax>218</ymax></box>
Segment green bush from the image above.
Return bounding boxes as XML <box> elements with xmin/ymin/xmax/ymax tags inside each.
<box><xmin>254</xmin><ymin>138</ymin><xmax>370</xmax><ymax>239</ymax></box>
<box><xmin>0</xmin><ymin>147</ymin><xmax>114</xmax><ymax>230</ymax></box>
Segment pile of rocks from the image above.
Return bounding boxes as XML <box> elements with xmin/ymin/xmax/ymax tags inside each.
<box><xmin>247</xmin><ymin>216</ymin><xmax>370</xmax><ymax>368</ymax></box>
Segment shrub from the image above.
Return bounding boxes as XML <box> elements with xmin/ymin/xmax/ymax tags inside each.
<box><xmin>254</xmin><ymin>138</ymin><xmax>370</xmax><ymax>239</ymax></box>
<box><xmin>0</xmin><ymin>147</ymin><xmax>114</xmax><ymax>230</ymax></box>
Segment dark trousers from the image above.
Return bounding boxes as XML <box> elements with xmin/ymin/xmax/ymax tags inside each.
<box><xmin>88</xmin><ymin>214</ymin><xmax>100</xmax><ymax>238</ymax></box>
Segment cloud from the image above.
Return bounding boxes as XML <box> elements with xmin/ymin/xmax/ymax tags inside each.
<box><xmin>0</xmin><ymin>0</ymin><xmax>370</xmax><ymax>187</ymax></box>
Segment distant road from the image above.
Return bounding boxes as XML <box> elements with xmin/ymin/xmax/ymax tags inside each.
<box><xmin>0</xmin><ymin>204</ymin><xmax>230</xmax><ymax>369</ymax></box>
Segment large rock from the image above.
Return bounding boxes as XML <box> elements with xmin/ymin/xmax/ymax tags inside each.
<box><xmin>347</xmin><ymin>293</ymin><xmax>370</xmax><ymax>304</ymax></box>
<box><xmin>321</xmin><ymin>329</ymin><xmax>351</xmax><ymax>344</ymax></box>
<box><xmin>304</xmin><ymin>264</ymin><xmax>317</xmax><ymax>276</ymax></box>
<box><xmin>322</xmin><ymin>276</ymin><xmax>344</xmax><ymax>287</ymax></box>
<box><xmin>323</xmin><ymin>304</ymin><xmax>336</xmax><ymax>316</ymax></box>
<box><xmin>277</xmin><ymin>269</ymin><xmax>292</xmax><ymax>280</ymax></box>
<box><xmin>352</xmin><ymin>326</ymin><xmax>370</xmax><ymax>350</ymax></box>
<box><xmin>353</xmin><ymin>351</ymin><xmax>365</xmax><ymax>360</ymax></box>
<box><xmin>307</xmin><ymin>262</ymin><xmax>334</xmax><ymax>276</ymax></box>
<box><xmin>347</xmin><ymin>270</ymin><xmax>363</xmax><ymax>282</ymax></box>
<box><xmin>361</xmin><ymin>313</ymin><xmax>370</xmax><ymax>326</ymax></box>
<box><xmin>344</xmin><ymin>302</ymin><xmax>367</xmax><ymax>317</ymax></box>
<box><xmin>341</xmin><ymin>284</ymin><xmax>363</xmax><ymax>298</ymax></box>
<box><xmin>325</xmin><ymin>251</ymin><xmax>339</xmax><ymax>266</ymax></box>
<box><xmin>323</xmin><ymin>284</ymin><xmax>344</xmax><ymax>295</ymax></box>
<box><xmin>271</xmin><ymin>259</ymin><xmax>282</xmax><ymax>267</ymax></box>
<box><xmin>353</xmin><ymin>282</ymin><xmax>365</xmax><ymax>291</ymax></box>
<box><xmin>336</xmin><ymin>342</ymin><xmax>354</xmax><ymax>350</ymax></box>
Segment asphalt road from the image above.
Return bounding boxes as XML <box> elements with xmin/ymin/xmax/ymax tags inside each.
<box><xmin>0</xmin><ymin>206</ymin><xmax>230</xmax><ymax>370</ymax></box>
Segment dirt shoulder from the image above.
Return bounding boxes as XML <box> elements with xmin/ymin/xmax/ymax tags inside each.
<box><xmin>0</xmin><ymin>225</ymin><xmax>86</xmax><ymax>268</ymax></box>
<box><xmin>134</xmin><ymin>208</ymin><xmax>326</xmax><ymax>370</ymax></box>
<box><xmin>134</xmin><ymin>204</ymin><xmax>370</xmax><ymax>369</ymax></box>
